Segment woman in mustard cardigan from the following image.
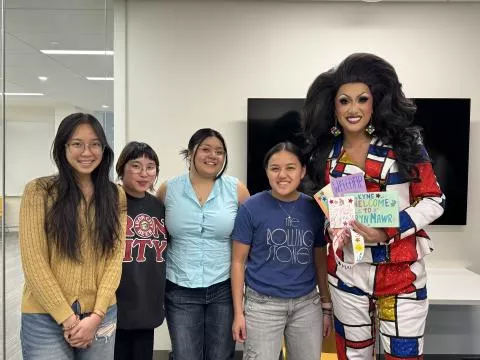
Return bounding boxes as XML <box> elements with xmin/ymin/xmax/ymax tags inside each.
<box><xmin>19</xmin><ymin>113</ymin><xmax>127</xmax><ymax>359</ymax></box>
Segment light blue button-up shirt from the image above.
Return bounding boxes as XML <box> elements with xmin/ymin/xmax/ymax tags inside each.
<box><xmin>165</xmin><ymin>173</ymin><xmax>239</xmax><ymax>288</ymax></box>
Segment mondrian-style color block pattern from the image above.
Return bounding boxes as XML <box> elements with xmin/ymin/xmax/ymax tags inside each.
<box><xmin>328</xmin><ymin>264</ymin><xmax>429</xmax><ymax>360</ymax></box>
<box><xmin>324</xmin><ymin>136</ymin><xmax>445</xmax><ymax>267</ymax></box>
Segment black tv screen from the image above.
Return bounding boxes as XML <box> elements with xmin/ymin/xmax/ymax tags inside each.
<box><xmin>247</xmin><ymin>98</ymin><xmax>470</xmax><ymax>225</ymax></box>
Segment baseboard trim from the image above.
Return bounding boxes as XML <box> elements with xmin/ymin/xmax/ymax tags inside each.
<box><xmin>153</xmin><ymin>351</ymin><xmax>480</xmax><ymax>360</ymax></box>
<box><xmin>153</xmin><ymin>351</ymin><xmax>243</xmax><ymax>360</ymax></box>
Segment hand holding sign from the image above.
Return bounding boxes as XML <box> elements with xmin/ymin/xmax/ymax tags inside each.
<box><xmin>328</xmin><ymin>227</ymin><xmax>351</xmax><ymax>250</ymax></box>
<box><xmin>350</xmin><ymin>220</ymin><xmax>388</xmax><ymax>244</ymax></box>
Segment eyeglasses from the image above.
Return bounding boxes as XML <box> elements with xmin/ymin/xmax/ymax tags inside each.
<box><xmin>128</xmin><ymin>162</ymin><xmax>157</xmax><ymax>176</ymax></box>
<box><xmin>66</xmin><ymin>141</ymin><xmax>105</xmax><ymax>154</ymax></box>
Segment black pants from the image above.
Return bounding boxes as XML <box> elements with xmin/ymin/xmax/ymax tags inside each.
<box><xmin>114</xmin><ymin>328</ymin><xmax>154</xmax><ymax>360</ymax></box>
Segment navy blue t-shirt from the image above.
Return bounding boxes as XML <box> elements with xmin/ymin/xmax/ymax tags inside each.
<box><xmin>232</xmin><ymin>191</ymin><xmax>326</xmax><ymax>298</ymax></box>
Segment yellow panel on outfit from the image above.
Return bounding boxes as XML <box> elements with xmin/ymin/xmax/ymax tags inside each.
<box><xmin>377</xmin><ymin>295</ymin><xmax>397</xmax><ymax>321</ymax></box>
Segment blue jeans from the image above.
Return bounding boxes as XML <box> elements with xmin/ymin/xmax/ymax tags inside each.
<box><xmin>165</xmin><ymin>279</ymin><xmax>235</xmax><ymax>360</ymax></box>
<box><xmin>21</xmin><ymin>302</ymin><xmax>117</xmax><ymax>360</ymax></box>
<box><xmin>243</xmin><ymin>287</ymin><xmax>323</xmax><ymax>360</ymax></box>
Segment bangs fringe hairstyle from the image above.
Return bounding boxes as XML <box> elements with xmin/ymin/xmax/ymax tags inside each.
<box><xmin>180</xmin><ymin>128</ymin><xmax>228</xmax><ymax>179</ymax></box>
<box><xmin>303</xmin><ymin>53</ymin><xmax>424</xmax><ymax>191</ymax></box>
<box><xmin>43</xmin><ymin>112</ymin><xmax>120</xmax><ymax>261</ymax></box>
<box><xmin>116</xmin><ymin>141</ymin><xmax>160</xmax><ymax>190</ymax></box>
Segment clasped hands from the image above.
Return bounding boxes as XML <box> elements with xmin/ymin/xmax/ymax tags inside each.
<box><xmin>328</xmin><ymin>220</ymin><xmax>388</xmax><ymax>250</ymax></box>
<box><xmin>62</xmin><ymin>313</ymin><xmax>102</xmax><ymax>349</ymax></box>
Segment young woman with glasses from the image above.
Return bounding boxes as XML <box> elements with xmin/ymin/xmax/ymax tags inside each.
<box><xmin>19</xmin><ymin>113</ymin><xmax>127</xmax><ymax>359</ymax></box>
<box><xmin>113</xmin><ymin>142</ymin><xmax>168</xmax><ymax>360</ymax></box>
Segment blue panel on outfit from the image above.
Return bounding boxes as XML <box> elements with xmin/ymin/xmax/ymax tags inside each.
<box><xmin>386</xmin><ymin>171</ymin><xmax>404</xmax><ymax>185</ymax></box>
<box><xmin>416</xmin><ymin>287</ymin><xmax>428</xmax><ymax>300</ymax></box>
<box><xmin>369</xmin><ymin>145</ymin><xmax>389</xmax><ymax>158</ymax></box>
<box><xmin>371</xmin><ymin>245</ymin><xmax>387</xmax><ymax>263</ymax></box>
<box><xmin>334</xmin><ymin>317</ymin><xmax>345</xmax><ymax>338</ymax></box>
<box><xmin>390</xmin><ymin>337</ymin><xmax>419</xmax><ymax>357</ymax></box>
<box><xmin>399</xmin><ymin>211</ymin><xmax>416</xmax><ymax>233</ymax></box>
<box><xmin>337</xmin><ymin>279</ymin><xmax>368</xmax><ymax>296</ymax></box>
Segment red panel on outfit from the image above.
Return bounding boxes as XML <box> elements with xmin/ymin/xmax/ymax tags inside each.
<box><xmin>411</xmin><ymin>163</ymin><xmax>443</xmax><ymax>199</ymax></box>
<box><xmin>324</xmin><ymin>161</ymin><xmax>332</xmax><ymax>184</ymax></box>
<box><xmin>389</xmin><ymin>237</ymin><xmax>418</xmax><ymax>263</ymax></box>
<box><xmin>374</xmin><ymin>263</ymin><xmax>417</xmax><ymax>297</ymax></box>
<box><xmin>334</xmin><ymin>162</ymin><xmax>346</xmax><ymax>174</ymax></box>
<box><xmin>327</xmin><ymin>248</ymin><xmax>338</xmax><ymax>275</ymax></box>
<box><xmin>366</xmin><ymin>181</ymin><xmax>381</xmax><ymax>192</ymax></box>
<box><xmin>335</xmin><ymin>335</ymin><xmax>348</xmax><ymax>360</ymax></box>
<box><xmin>387</xmin><ymin>149</ymin><xmax>396</xmax><ymax>159</ymax></box>
<box><xmin>365</xmin><ymin>160</ymin><xmax>383</xmax><ymax>179</ymax></box>
<box><xmin>345</xmin><ymin>338</ymin><xmax>375</xmax><ymax>349</ymax></box>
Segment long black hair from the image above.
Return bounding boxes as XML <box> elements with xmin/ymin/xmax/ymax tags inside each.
<box><xmin>303</xmin><ymin>53</ymin><xmax>423</xmax><ymax>190</ymax></box>
<box><xmin>44</xmin><ymin>113</ymin><xmax>120</xmax><ymax>261</ymax></box>
<box><xmin>180</xmin><ymin>128</ymin><xmax>228</xmax><ymax>179</ymax></box>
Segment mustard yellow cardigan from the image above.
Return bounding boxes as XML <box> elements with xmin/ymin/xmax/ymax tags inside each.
<box><xmin>19</xmin><ymin>177</ymin><xmax>127</xmax><ymax>324</ymax></box>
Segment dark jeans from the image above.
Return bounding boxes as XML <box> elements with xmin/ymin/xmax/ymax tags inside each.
<box><xmin>165</xmin><ymin>279</ymin><xmax>235</xmax><ymax>360</ymax></box>
<box><xmin>114</xmin><ymin>328</ymin><xmax>154</xmax><ymax>360</ymax></box>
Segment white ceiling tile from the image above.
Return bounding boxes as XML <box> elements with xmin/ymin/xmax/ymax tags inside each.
<box><xmin>3</xmin><ymin>0</ymin><xmax>114</xmax><ymax>111</ymax></box>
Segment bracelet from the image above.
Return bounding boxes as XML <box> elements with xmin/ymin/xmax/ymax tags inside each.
<box><xmin>321</xmin><ymin>302</ymin><xmax>333</xmax><ymax>310</ymax></box>
<box><xmin>322</xmin><ymin>309</ymin><xmax>333</xmax><ymax>316</ymax></box>
<box><xmin>62</xmin><ymin>315</ymin><xmax>80</xmax><ymax>331</ymax></box>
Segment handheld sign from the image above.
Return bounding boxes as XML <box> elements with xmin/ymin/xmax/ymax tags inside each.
<box><xmin>314</xmin><ymin>184</ymin><xmax>333</xmax><ymax>217</ymax></box>
<box><xmin>331</xmin><ymin>173</ymin><xmax>367</xmax><ymax>197</ymax></box>
<box><xmin>328</xmin><ymin>196</ymin><xmax>356</xmax><ymax>229</ymax></box>
<box><xmin>349</xmin><ymin>191</ymin><xmax>399</xmax><ymax>228</ymax></box>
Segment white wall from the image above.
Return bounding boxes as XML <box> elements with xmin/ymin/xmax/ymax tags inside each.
<box><xmin>1</xmin><ymin>106</ymin><xmax>56</xmax><ymax>195</ymax></box>
<box><xmin>124</xmin><ymin>0</ymin><xmax>480</xmax><ymax>353</ymax></box>
<box><xmin>0</xmin><ymin>106</ymin><xmax>56</xmax><ymax>229</ymax></box>
<box><xmin>0</xmin><ymin>104</ymin><xmax>104</xmax><ymax>229</ymax></box>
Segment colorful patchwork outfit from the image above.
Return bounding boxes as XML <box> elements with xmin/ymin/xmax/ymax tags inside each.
<box><xmin>324</xmin><ymin>136</ymin><xmax>445</xmax><ymax>359</ymax></box>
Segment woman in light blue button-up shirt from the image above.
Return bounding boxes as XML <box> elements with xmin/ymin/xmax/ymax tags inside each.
<box><xmin>157</xmin><ymin>128</ymin><xmax>249</xmax><ymax>360</ymax></box>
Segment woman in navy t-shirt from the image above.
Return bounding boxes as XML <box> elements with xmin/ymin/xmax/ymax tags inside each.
<box><xmin>231</xmin><ymin>141</ymin><xmax>332</xmax><ymax>360</ymax></box>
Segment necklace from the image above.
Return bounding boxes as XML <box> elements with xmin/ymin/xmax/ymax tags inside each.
<box><xmin>277</xmin><ymin>198</ymin><xmax>300</xmax><ymax>228</ymax></box>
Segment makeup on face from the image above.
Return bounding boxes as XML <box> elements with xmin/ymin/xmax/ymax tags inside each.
<box><xmin>335</xmin><ymin>82</ymin><xmax>373</xmax><ymax>136</ymax></box>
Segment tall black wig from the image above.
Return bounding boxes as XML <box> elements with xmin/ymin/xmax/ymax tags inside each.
<box><xmin>303</xmin><ymin>53</ymin><xmax>423</xmax><ymax>190</ymax></box>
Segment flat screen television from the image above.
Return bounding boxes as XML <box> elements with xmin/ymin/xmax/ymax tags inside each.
<box><xmin>247</xmin><ymin>98</ymin><xmax>470</xmax><ymax>225</ymax></box>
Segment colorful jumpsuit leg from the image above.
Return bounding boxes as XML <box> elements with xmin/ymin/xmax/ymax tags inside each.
<box><xmin>329</xmin><ymin>260</ymin><xmax>429</xmax><ymax>360</ymax></box>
